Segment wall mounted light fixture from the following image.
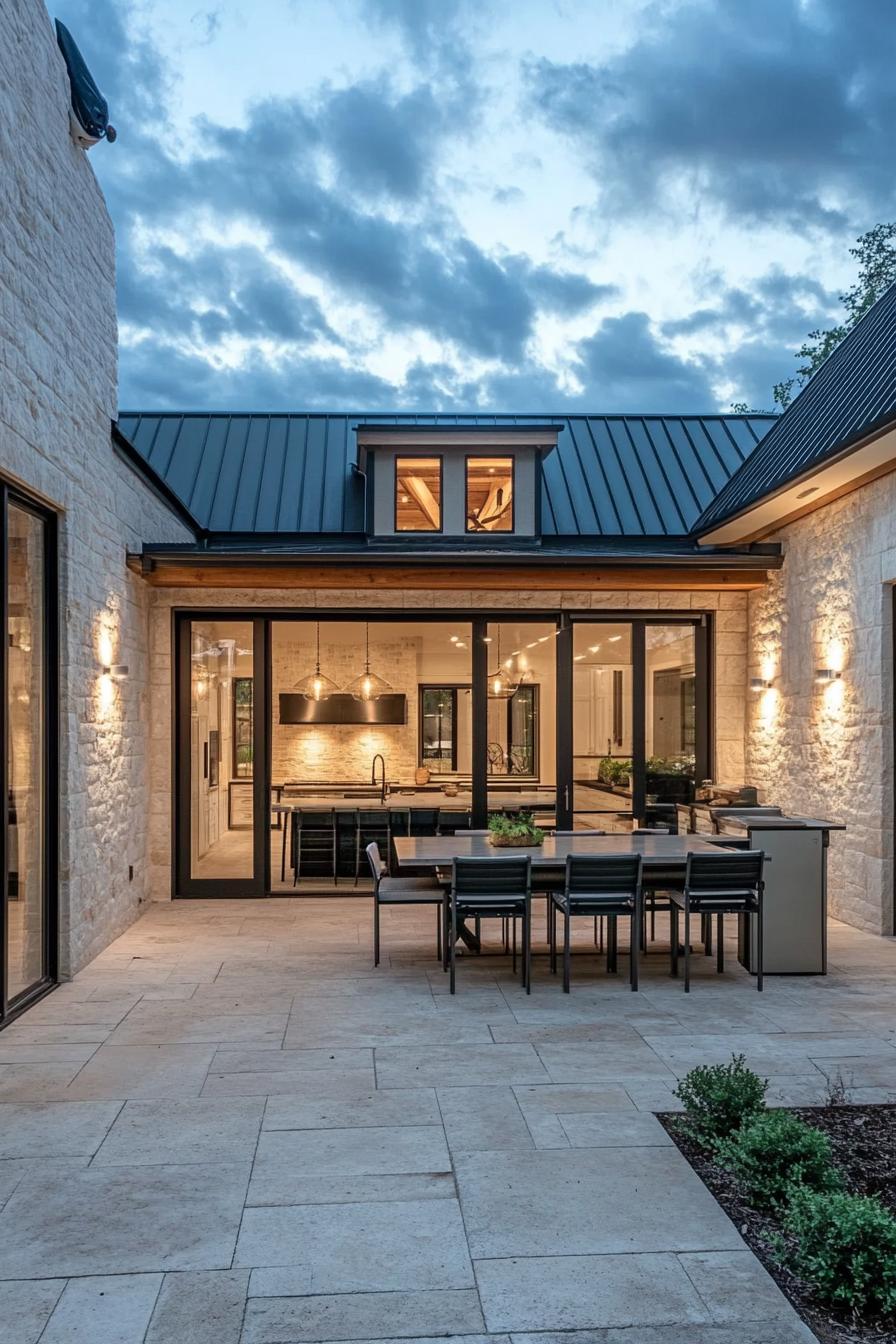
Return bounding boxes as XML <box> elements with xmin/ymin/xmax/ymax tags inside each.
<box><xmin>814</xmin><ymin>668</ymin><xmax>842</xmax><ymax>685</ymax></box>
<box><xmin>101</xmin><ymin>663</ymin><xmax>129</xmax><ymax>679</ymax></box>
<box><xmin>749</xmin><ymin>676</ymin><xmax>773</xmax><ymax>692</ymax></box>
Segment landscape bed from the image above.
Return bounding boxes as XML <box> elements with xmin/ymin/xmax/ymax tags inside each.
<box><xmin>660</xmin><ymin>1102</ymin><xmax>896</xmax><ymax>1344</ymax></box>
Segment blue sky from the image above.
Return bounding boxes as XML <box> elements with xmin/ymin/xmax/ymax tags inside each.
<box><xmin>55</xmin><ymin>0</ymin><xmax>896</xmax><ymax>413</ymax></box>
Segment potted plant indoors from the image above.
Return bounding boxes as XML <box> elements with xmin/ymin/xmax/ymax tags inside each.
<box><xmin>487</xmin><ymin>811</ymin><xmax>545</xmax><ymax>847</ymax></box>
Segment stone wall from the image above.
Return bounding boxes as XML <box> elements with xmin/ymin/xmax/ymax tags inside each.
<box><xmin>0</xmin><ymin>0</ymin><xmax>193</xmax><ymax>973</ymax></box>
<box><xmin>746</xmin><ymin>476</ymin><xmax>896</xmax><ymax>935</ymax></box>
<box><xmin>147</xmin><ymin>585</ymin><xmax>748</xmax><ymax>899</ymax></box>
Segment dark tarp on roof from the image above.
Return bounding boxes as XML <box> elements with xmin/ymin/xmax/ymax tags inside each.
<box><xmin>696</xmin><ymin>282</ymin><xmax>896</xmax><ymax>534</ymax></box>
<box><xmin>116</xmin><ymin>412</ymin><xmax>773</xmax><ymax>539</ymax></box>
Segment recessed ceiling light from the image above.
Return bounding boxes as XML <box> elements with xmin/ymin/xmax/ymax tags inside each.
<box><xmin>449</xmin><ymin>635</ymin><xmax>458</xmax><ymax>642</ymax></box>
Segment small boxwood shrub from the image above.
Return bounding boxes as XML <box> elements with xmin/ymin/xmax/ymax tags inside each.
<box><xmin>674</xmin><ymin>1054</ymin><xmax>767</xmax><ymax>1147</ymax></box>
<box><xmin>717</xmin><ymin>1109</ymin><xmax>841</xmax><ymax>1211</ymax></box>
<box><xmin>782</xmin><ymin>1188</ymin><xmax>896</xmax><ymax>1319</ymax></box>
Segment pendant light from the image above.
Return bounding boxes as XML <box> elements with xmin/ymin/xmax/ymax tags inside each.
<box><xmin>488</xmin><ymin>628</ymin><xmax>519</xmax><ymax>700</ymax></box>
<box><xmin>294</xmin><ymin>622</ymin><xmax>339</xmax><ymax>701</ymax></box>
<box><xmin>344</xmin><ymin>623</ymin><xmax>392</xmax><ymax>701</ymax></box>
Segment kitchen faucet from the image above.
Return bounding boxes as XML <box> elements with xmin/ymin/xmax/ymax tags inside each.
<box><xmin>371</xmin><ymin>753</ymin><xmax>387</xmax><ymax>803</ymax></box>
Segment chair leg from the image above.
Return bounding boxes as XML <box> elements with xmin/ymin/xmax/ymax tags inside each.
<box><xmin>650</xmin><ymin>900</ymin><xmax>656</xmax><ymax>943</ymax></box>
<box><xmin>475</xmin><ymin>915</ymin><xmax>481</xmax><ymax>951</ymax></box>
<box><xmin>293</xmin><ymin>821</ymin><xmax>301</xmax><ymax>887</ymax></box>
<box><xmin>671</xmin><ymin>906</ymin><xmax>679</xmax><ymax>977</ymax></box>
<box><xmin>524</xmin><ymin>907</ymin><xmax>531</xmax><ymax>994</ymax></box>
<box><xmin>630</xmin><ymin>906</ymin><xmax>639</xmax><ymax>992</ymax></box>
<box><xmin>563</xmin><ymin>907</ymin><xmax>571</xmax><ymax>993</ymax></box>
<box><xmin>549</xmin><ymin>900</ymin><xmax>556</xmax><ymax>974</ymax></box>
<box><xmin>435</xmin><ymin>903</ymin><xmax>442</xmax><ymax>962</ymax></box>
<box><xmin>684</xmin><ymin>896</ymin><xmax>691</xmax><ymax>993</ymax></box>
<box><xmin>333</xmin><ymin>823</ymin><xmax>338</xmax><ymax>887</ymax></box>
<box><xmin>512</xmin><ymin>917</ymin><xmax>517</xmax><ymax>974</ymax></box>
<box><xmin>703</xmin><ymin>912</ymin><xmax>712</xmax><ymax>957</ymax></box>
<box><xmin>373</xmin><ymin>899</ymin><xmax>380</xmax><ymax>968</ymax></box>
<box><xmin>609</xmin><ymin>915</ymin><xmax>618</xmax><ymax>974</ymax></box>
<box><xmin>756</xmin><ymin>896</ymin><xmax>764</xmax><ymax>992</ymax></box>
<box><xmin>354</xmin><ymin>830</ymin><xmax>360</xmax><ymax>887</ymax></box>
<box><xmin>280</xmin><ymin>817</ymin><xmax>288</xmax><ymax>883</ymax></box>
<box><xmin>450</xmin><ymin>901</ymin><xmax>457</xmax><ymax>994</ymax></box>
<box><xmin>442</xmin><ymin>900</ymin><xmax>450</xmax><ymax>973</ymax></box>
<box><xmin>717</xmin><ymin>912</ymin><xmax>724</xmax><ymax>973</ymax></box>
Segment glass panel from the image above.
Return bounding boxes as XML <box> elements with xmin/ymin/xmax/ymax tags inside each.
<box><xmin>7</xmin><ymin>505</ymin><xmax>46</xmax><ymax>998</ymax></box>
<box><xmin>271</xmin><ymin>620</ymin><xmax>471</xmax><ymax>890</ymax></box>
<box><xmin>396</xmin><ymin>457</ymin><xmax>441</xmax><ymax>531</ymax></box>
<box><xmin>645</xmin><ymin>625</ymin><xmax>696</xmax><ymax>807</ymax></box>
<box><xmin>190</xmin><ymin>621</ymin><xmax>254</xmax><ymax>879</ymax></box>
<box><xmin>486</xmin><ymin>622</ymin><xmax>556</xmax><ymax>827</ymax></box>
<box><xmin>233</xmin><ymin>677</ymin><xmax>253</xmax><ymax>778</ymax></box>
<box><xmin>572</xmin><ymin>623</ymin><xmax>633</xmax><ymax>833</ymax></box>
<box><xmin>467</xmin><ymin>457</ymin><xmax>513</xmax><ymax>532</ymax></box>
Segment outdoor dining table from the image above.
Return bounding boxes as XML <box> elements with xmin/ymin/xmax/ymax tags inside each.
<box><xmin>392</xmin><ymin>832</ymin><xmax>739</xmax><ymax>952</ymax></box>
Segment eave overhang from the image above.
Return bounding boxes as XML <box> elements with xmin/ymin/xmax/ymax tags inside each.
<box><xmin>698</xmin><ymin>416</ymin><xmax>896</xmax><ymax>546</ymax></box>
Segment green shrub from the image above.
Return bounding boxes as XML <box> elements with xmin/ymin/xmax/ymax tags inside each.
<box><xmin>674</xmin><ymin>1054</ymin><xmax>768</xmax><ymax>1147</ymax></box>
<box><xmin>717</xmin><ymin>1109</ymin><xmax>841</xmax><ymax>1211</ymax></box>
<box><xmin>782</xmin><ymin>1188</ymin><xmax>896</xmax><ymax>1319</ymax></box>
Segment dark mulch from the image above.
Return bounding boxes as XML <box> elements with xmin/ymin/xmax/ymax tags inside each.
<box><xmin>659</xmin><ymin>1104</ymin><xmax>896</xmax><ymax>1344</ymax></box>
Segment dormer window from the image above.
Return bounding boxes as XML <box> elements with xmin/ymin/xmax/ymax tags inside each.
<box><xmin>466</xmin><ymin>457</ymin><xmax>513</xmax><ymax>532</ymax></box>
<box><xmin>395</xmin><ymin>457</ymin><xmax>442</xmax><ymax>532</ymax></box>
<box><xmin>356</xmin><ymin>423</ymin><xmax>561</xmax><ymax>541</ymax></box>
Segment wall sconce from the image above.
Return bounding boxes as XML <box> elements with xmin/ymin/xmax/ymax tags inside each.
<box><xmin>749</xmin><ymin>677</ymin><xmax>773</xmax><ymax>692</ymax></box>
<box><xmin>101</xmin><ymin>663</ymin><xmax>129</xmax><ymax>679</ymax></box>
<box><xmin>814</xmin><ymin>668</ymin><xmax>842</xmax><ymax>685</ymax></box>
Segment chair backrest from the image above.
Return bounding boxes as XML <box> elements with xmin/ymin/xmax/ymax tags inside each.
<box><xmin>685</xmin><ymin>849</ymin><xmax>764</xmax><ymax>893</ymax></box>
<box><xmin>365</xmin><ymin>841</ymin><xmax>385</xmax><ymax>883</ymax></box>
<box><xmin>451</xmin><ymin>855</ymin><xmax>530</xmax><ymax>898</ymax></box>
<box><xmin>565</xmin><ymin>852</ymin><xmax>642</xmax><ymax>895</ymax></box>
<box><xmin>553</xmin><ymin>829</ymin><xmax>605</xmax><ymax>837</ymax></box>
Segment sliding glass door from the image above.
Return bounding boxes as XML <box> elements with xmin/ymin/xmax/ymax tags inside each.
<box><xmin>1</xmin><ymin>487</ymin><xmax>56</xmax><ymax>1019</ymax></box>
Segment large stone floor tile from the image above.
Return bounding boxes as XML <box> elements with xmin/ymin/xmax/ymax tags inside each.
<box><xmin>234</xmin><ymin>1197</ymin><xmax>474</xmax><ymax>1290</ymax></box>
<box><xmin>92</xmin><ymin>1097</ymin><xmax>264</xmax><ymax>1165</ymax></box>
<box><xmin>0</xmin><ymin>1162</ymin><xmax>250</xmax><ymax>1277</ymax></box>
<box><xmin>0</xmin><ymin>1278</ymin><xmax>65</xmax><ymax>1344</ymax></box>
<box><xmin>510</xmin><ymin>1326</ymin><xmax>817</xmax><ymax>1343</ymax></box>
<box><xmin>40</xmin><ymin>1273</ymin><xmax>163</xmax><ymax>1344</ymax></box>
<box><xmin>374</xmin><ymin>1043</ymin><xmax>549</xmax><ymax>1088</ymax></box>
<box><xmin>511</xmin><ymin>1083</ymin><xmax>635</xmax><ymax>1147</ymax></box>
<box><xmin>262</xmin><ymin>1087</ymin><xmax>439</xmax><ymax>1130</ymax></box>
<box><xmin>558</xmin><ymin>1109</ymin><xmax>673</xmax><ymax>1146</ymax></box>
<box><xmin>533</xmin><ymin>1041</ymin><xmax>676</xmax><ymax>1083</ymax></box>
<box><xmin>247</xmin><ymin>1170</ymin><xmax>455</xmax><ymax>1206</ymax></box>
<box><xmin>0</xmin><ymin>1156</ymin><xmax>91</xmax><ymax>1209</ymax></box>
<box><xmin>0</xmin><ymin>1062</ymin><xmax>84</xmax><ymax>1100</ymax></box>
<box><xmin>0</xmin><ymin>1041</ymin><xmax>100</xmax><ymax>1065</ymax></box>
<box><xmin>437</xmin><ymin>1086</ymin><xmax>534</xmax><ymax>1151</ymax></box>
<box><xmin>454</xmin><ymin>1148</ymin><xmax>743</xmax><ymax>1258</ymax></box>
<box><xmin>0</xmin><ymin>1100</ymin><xmax>121</xmax><ymax>1158</ymax></box>
<box><xmin>63</xmin><ymin>1044</ymin><xmax>217</xmax><ymax>1100</ymax></box>
<box><xmin>241</xmin><ymin>1288</ymin><xmax>485</xmax><ymax>1343</ymax></box>
<box><xmin>678</xmin><ymin>1250</ymin><xmax>803</xmax><ymax>1324</ymax></box>
<box><xmin>145</xmin><ymin>1269</ymin><xmax>249</xmax><ymax>1344</ymax></box>
<box><xmin>252</xmin><ymin>1124</ymin><xmax>450</xmax><ymax>1177</ymax></box>
<box><xmin>202</xmin><ymin>1066</ymin><xmax>376</xmax><ymax>1098</ymax></box>
<box><xmin>475</xmin><ymin>1252</ymin><xmax>711</xmax><ymax>1331</ymax></box>
<box><xmin>211</xmin><ymin>1046</ymin><xmax>372</xmax><ymax>1073</ymax></box>
<box><xmin>106</xmin><ymin>1009</ymin><xmax>288</xmax><ymax>1046</ymax></box>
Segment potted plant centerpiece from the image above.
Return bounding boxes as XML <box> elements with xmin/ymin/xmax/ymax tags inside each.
<box><xmin>487</xmin><ymin>811</ymin><xmax>545</xmax><ymax>848</ymax></box>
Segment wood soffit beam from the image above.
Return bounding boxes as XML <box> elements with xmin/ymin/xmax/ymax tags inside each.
<box><xmin>127</xmin><ymin>558</ymin><xmax>772</xmax><ymax>591</ymax></box>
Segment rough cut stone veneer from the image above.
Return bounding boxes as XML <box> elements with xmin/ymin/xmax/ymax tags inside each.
<box><xmin>747</xmin><ymin>475</ymin><xmax>896</xmax><ymax>935</ymax></box>
<box><xmin>1</xmin><ymin>0</ymin><xmax>193</xmax><ymax>974</ymax></box>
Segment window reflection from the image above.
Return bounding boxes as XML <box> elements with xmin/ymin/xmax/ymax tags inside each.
<box><xmin>466</xmin><ymin>457</ymin><xmax>513</xmax><ymax>532</ymax></box>
<box><xmin>395</xmin><ymin>457</ymin><xmax>442</xmax><ymax>531</ymax></box>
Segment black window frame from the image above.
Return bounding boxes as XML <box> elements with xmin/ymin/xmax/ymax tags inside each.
<box><xmin>418</xmin><ymin>684</ymin><xmax>464</xmax><ymax>772</ymax></box>
<box><xmin>393</xmin><ymin>454</ymin><xmax>444</xmax><ymax>534</ymax></box>
<box><xmin>464</xmin><ymin>454</ymin><xmax>515</xmax><ymax>534</ymax></box>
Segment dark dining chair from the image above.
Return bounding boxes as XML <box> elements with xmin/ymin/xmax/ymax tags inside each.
<box><xmin>365</xmin><ymin>842</ymin><xmax>444</xmax><ymax>967</ymax></box>
<box><xmin>551</xmin><ymin>831</ymin><xmax>606</xmax><ymax>946</ymax></box>
<box><xmin>670</xmin><ymin>849</ymin><xmax>765</xmax><ymax>992</ymax></box>
<box><xmin>448</xmin><ymin>855</ymin><xmax>532</xmax><ymax>995</ymax></box>
<box><xmin>550</xmin><ymin>853</ymin><xmax>643</xmax><ymax>992</ymax></box>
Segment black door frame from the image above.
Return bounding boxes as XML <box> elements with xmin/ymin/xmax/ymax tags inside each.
<box><xmin>171</xmin><ymin>606</ymin><xmax>712</xmax><ymax>896</ymax></box>
<box><xmin>0</xmin><ymin>483</ymin><xmax>58</xmax><ymax>1023</ymax></box>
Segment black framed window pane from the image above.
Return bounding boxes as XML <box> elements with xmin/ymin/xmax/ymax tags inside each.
<box><xmin>395</xmin><ymin>458</ymin><xmax>441</xmax><ymax>531</ymax></box>
<box><xmin>485</xmin><ymin>621</ymin><xmax>555</xmax><ymax>827</ymax></box>
<box><xmin>572</xmin><ymin>623</ymin><xmax>633</xmax><ymax>833</ymax></box>
<box><xmin>6</xmin><ymin>504</ymin><xmax>46</xmax><ymax>999</ymax></box>
<box><xmin>645</xmin><ymin>625</ymin><xmax>697</xmax><ymax>805</ymax></box>
<box><xmin>420</xmin><ymin>688</ymin><xmax>457</xmax><ymax>772</ymax></box>
<box><xmin>466</xmin><ymin>458</ymin><xmax>513</xmax><ymax>532</ymax></box>
<box><xmin>233</xmin><ymin>677</ymin><xmax>253</xmax><ymax>778</ymax></box>
<box><xmin>190</xmin><ymin>622</ymin><xmax>254</xmax><ymax>879</ymax></box>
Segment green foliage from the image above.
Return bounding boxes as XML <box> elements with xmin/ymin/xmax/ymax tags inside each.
<box><xmin>781</xmin><ymin>1188</ymin><xmax>896</xmax><ymax>1319</ymax></box>
<box><xmin>487</xmin><ymin>810</ymin><xmax>544</xmax><ymax>844</ymax></box>
<box><xmin>674</xmin><ymin>1054</ymin><xmax>768</xmax><ymax>1147</ymax></box>
<box><xmin>598</xmin><ymin>757</ymin><xmax>631</xmax><ymax>785</ymax></box>
<box><xmin>717</xmin><ymin>1110</ymin><xmax>841</xmax><ymax>1211</ymax></box>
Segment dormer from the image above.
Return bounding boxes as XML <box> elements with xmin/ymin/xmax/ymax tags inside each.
<box><xmin>355</xmin><ymin>424</ymin><xmax>562</xmax><ymax>542</ymax></box>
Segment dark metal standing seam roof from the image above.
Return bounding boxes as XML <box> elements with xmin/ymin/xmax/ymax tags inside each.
<box><xmin>695</xmin><ymin>281</ymin><xmax>896</xmax><ymax>533</ymax></box>
<box><xmin>116</xmin><ymin>412</ymin><xmax>773</xmax><ymax>539</ymax></box>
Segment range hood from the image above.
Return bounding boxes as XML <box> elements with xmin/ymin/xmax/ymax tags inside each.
<box><xmin>279</xmin><ymin>693</ymin><xmax>407</xmax><ymax>726</ymax></box>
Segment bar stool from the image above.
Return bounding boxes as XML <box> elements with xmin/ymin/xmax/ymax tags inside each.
<box><xmin>291</xmin><ymin>808</ymin><xmax>337</xmax><ymax>886</ymax></box>
<box><xmin>355</xmin><ymin>809</ymin><xmax>390</xmax><ymax>884</ymax></box>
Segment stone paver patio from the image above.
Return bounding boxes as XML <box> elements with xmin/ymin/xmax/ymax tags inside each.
<box><xmin>1</xmin><ymin>896</ymin><xmax>894</xmax><ymax>1342</ymax></box>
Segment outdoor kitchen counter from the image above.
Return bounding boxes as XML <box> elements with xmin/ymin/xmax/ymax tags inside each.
<box><xmin>272</xmin><ymin>789</ymin><xmax>557</xmax><ymax>811</ymax></box>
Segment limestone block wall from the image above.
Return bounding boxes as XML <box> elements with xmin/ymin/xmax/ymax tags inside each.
<box><xmin>746</xmin><ymin>475</ymin><xmax>896</xmax><ymax>934</ymax></box>
<box><xmin>0</xmin><ymin>0</ymin><xmax>193</xmax><ymax>973</ymax></box>
<box><xmin>147</xmin><ymin>585</ymin><xmax>747</xmax><ymax>900</ymax></box>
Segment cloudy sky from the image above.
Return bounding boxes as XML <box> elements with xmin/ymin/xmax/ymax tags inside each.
<box><xmin>55</xmin><ymin>0</ymin><xmax>896</xmax><ymax>413</ymax></box>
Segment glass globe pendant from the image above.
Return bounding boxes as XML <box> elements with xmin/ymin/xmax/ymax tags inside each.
<box><xmin>487</xmin><ymin>630</ymin><xmax>519</xmax><ymax>700</ymax></box>
<box><xmin>344</xmin><ymin>623</ymin><xmax>393</xmax><ymax>701</ymax></box>
<box><xmin>294</xmin><ymin>623</ymin><xmax>339</xmax><ymax>702</ymax></box>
